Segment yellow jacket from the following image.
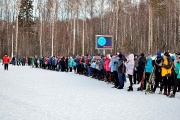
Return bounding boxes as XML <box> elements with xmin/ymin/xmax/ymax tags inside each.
<box><xmin>161</xmin><ymin>57</ymin><xmax>172</xmax><ymax>77</ymax></box>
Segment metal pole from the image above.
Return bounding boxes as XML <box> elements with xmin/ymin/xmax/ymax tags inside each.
<box><xmin>103</xmin><ymin>49</ymin><xmax>105</xmax><ymax>55</ymax></box>
<box><xmin>82</xmin><ymin>19</ymin><xmax>85</xmax><ymax>56</ymax></box>
<box><xmin>11</xmin><ymin>29</ymin><xmax>13</xmax><ymax>58</ymax></box>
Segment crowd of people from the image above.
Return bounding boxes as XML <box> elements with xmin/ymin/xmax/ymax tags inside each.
<box><xmin>3</xmin><ymin>51</ymin><xmax>180</xmax><ymax>98</ymax></box>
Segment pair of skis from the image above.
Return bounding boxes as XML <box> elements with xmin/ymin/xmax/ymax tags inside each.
<box><xmin>145</xmin><ymin>65</ymin><xmax>156</xmax><ymax>94</ymax></box>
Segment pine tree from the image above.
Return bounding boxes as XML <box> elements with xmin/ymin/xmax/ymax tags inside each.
<box><xmin>18</xmin><ymin>0</ymin><xmax>35</xmax><ymax>55</ymax></box>
<box><xmin>18</xmin><ymin>0</ymin><xmax>35</xmax><ymax>32</ymax></box>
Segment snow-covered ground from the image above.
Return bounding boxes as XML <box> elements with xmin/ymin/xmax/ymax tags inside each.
<box><xmin>0</xmin><ymin>65</ymin><xmax>180</xmax><ymax>120</ymax></box>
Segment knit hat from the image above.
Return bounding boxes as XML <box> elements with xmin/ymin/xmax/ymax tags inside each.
<box><xmin>164</xmin><ymin>52</ymin><xmax>170</xmax><ymax>56</ymax></box>
<box><xmin>156</xmin><ymin>52</ymin><xmax>161</xmax><ymax>57</ymax></box>
<box><xmin>140</xmin><ymin>53</ymin><xmax>144</xmax><ymax>57</ymax></box>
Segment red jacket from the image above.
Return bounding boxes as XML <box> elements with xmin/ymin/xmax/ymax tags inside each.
<box><xmin>3</xmin><ymin>55</ymin><xmax>10</xmax><ymax>64</ymax></box>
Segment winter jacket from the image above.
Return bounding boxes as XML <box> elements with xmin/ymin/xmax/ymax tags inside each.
<box><xmin>72</xmin><ymin>61</ymin><xmax>77</xmax><ymax>67</ymax></box>
<box><xmin>48</xmin><ymin>57</ymin><xmax>52</xmax><ymax>65</ymax></box>
<box><xmin>60</xmin><ymin>57</ymin><xmax>65</xmax><ymax>66</ymax></box>
<box><xmin>3</xmin><ymin>55</ymin><xmax>10</xmax><ymax>64</ymax></box>
<box><xmin>91</xmin><ymin>58</ymin><xmax>97</xmax><ymax>68</ymax></box>
<box><xmin>111</xmin><ymin>56</ymin><xmax>119</xmax><ymax>71</ymax></box>
<box><xmin>110</xmin><ymin>61</ymin><xmax>113</xmax><ymax>72</ymax></box>
<box><xmin>99</xmin><ymin>59</ymin><xmax>104</xmax><ymax>70</ymax></box>
<box><xmin>105</xmin><ymin>58</ymin><xmax>110</xmax><ymax>71</ymax></box>
<box><xmin>117</xmin><ymin>58</ymin><xmax>126</xmax><ymax>73</ymax></box>
<box><xmin>175</xmin><ymin>61</ymin><xmax>180</xmax><ymax>79</ymax></box>
<box><xmin>145</xmin><ymin>58</ymin><xmax>153</xmax><ymax>73</ymax></box>
<box><xmin>125</xmin><ymin>54</ymin><xmax>134</xmax><ymax>75</ymax></box>
<box><xmin>30</xmin><ymin>57</ymin><xmax>34</xmax><ymax>63</ymax></box>
<box><xmin>174</xmin><ymin>57</ymin><xmax>178</xmax><ymax>67</ymax></box>
<box><xmin>134</xmin><ymin>58</ymin><xmax>138</xmax><ymax>70</ymax></box>
<box><xmin>96</xmin><ymin>59</ymin><xmax>100</xmax><ymax>70</ymax></box>
<box><xmin>68</xmin><ymin>58</ymin><xmax>73</xmax><ymax>68</ymax></box>
<box><xmin>85</xmin><ymin>57</ymin><xmax>91</xmax><ymax>66</ymax></box>
<box><xmin>154</xmin><ymin>56</ymin><xmax>163</xmax><ymax>76</ymax></box>
<box><xmin>161</xmin><ymin>57</ymin><xmax>173</xmax><ymax>77</ymax></box>
<box><xmin>74</xmin><ymin>58</ymin><xmax>79</xmax><ymax>66</ymax></box>
<box><xmin>65</xmin><ymin>58</ymin><xmax>68</xmax><ymax>65</ymax></box>
<box><xmin>52</xmin><ymin>58</ymin><xmax>57</xmax><ymax>65</ymax></box>
<box><xmin>136</xmin><ymin>56</ymin><xmax>146</xmax><ymax>73</ymax></box>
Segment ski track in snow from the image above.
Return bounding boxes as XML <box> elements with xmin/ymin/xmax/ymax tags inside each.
<box><xmin>0</xmin><ymin>65</ymin><xmax>180</xmax><ymax>120</ymax></box>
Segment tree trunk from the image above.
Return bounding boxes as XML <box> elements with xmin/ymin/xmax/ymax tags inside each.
<box><xmin>15</xmin><ymin>0</ymin><xmax>19</xmax><ymax>56</ymax></box>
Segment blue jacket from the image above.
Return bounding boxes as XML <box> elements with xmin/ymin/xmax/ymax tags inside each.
<box><xmin>52</xmin><ymin>58</ymin><xmax>57</xmax><ymax>65</ymax></box>
<box><xmin>110</xmin><ymin>57</ymin><xmax>118</xmax><ymax>71</ymax></box>
<box><xmin>48</xmin><ymin>57</ymin><xmax>52</xmax><ymax>64</ymax></box>
<box><xmin>145</xmin><ymin>58</ymin><xmax>153</xmax><ymax>73</ymax></box>
<box><xmin>68</xmin><ymin>59</ymin><xmax>73</xmax><ymax>68</ymax></box>
<box><xmin>91</xmin><ymin>58</ymin><xmax>96</xmax><ymax>68</ymax></box>
<box><xmin>72</xmin><ymin>61</ymin><xmax>77</xmax><ymax>67</ymax></box>
<box><xmin>175</xmin><ymin>62</ymin><xmax>180</xmax><ymax>79</ymax></box>
<box><xmin>99</xmin><ymin>59</ymin><xmax>104</xmax><ymax>70</ymax></box>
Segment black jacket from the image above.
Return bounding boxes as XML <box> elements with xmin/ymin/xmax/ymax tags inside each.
<box><xmin>136</xmin><ymin>56</ymin><xmax>146</xmax><ymax>73</ymax></box>
<box><xmin>117</xmin><ymin>58</ymin><xmax>126</xmax><ymax>73</ymax></box>
<box><xmin>153</xmin><ymin>56</ymin><xmax>163</xmax><ymax>76</ymax></box>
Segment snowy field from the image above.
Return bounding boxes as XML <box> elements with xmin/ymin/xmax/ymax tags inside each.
<box><xmin>0</xmin><ymin>65</ymin><xmax>180</xmax><ymax>120</ymax></box>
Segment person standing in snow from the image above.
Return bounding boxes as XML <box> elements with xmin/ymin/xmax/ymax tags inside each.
<box><xmin>52</xmin><ymin>56</ymin><xmax>57</xmax><ymax>71</ymax></box>
<box><xmin>169</xmin><ymin>55</ymin><xmax>180</xmax><ymax>98</ymax></box>
<box><xmin>136</xmin><ymin>53</ymin><xmax>146</xmax><ymax>91</ymax></box>
<box><xmin>111</xmin><ymin>55</ymin><xmax>119</xmax><ymax>88</ymax></box>
<box><xmin>136</xmin><ymin>53</ymin><xmax>146</xmax><ymax>84</ymax></box>
<box><xmin>117</xmin><ymin>53</ymin><xmax>126</xmax><ymax>89</ymax></box>
<box><xmin>144</xmin><ymin>54</ymin><xmax>153</xmax><ymax>90</ymax></box>
<box><xmin>152</xmin><ymin>52</ymin><xmax>163</xmax><ymax>94</ymax></box>
<box><xmin>2</xmin><ymin>54</ymin><xmax>10</xmax><ymax>70</ymax></box>
<box><xmin>60</xmin><ymin>56</ymin><xmax>66</xmax><ymax>72</ymax></box>
<box><xmin>91</xmin><ymin>56</ymin><xmax>97</xmax><ymax>77</ymax></box>
<box><xmin>125</xmin><ymin>54</ymin><xmax>134</xmax><ymax>91</ymax></box>
<box><xmin>11</xmin><ymin>56</ymin><xmax>16</xmax><ymax>65</ymax></box>
<box><xmin>173</xmin><ymin>52</ymin><xmax>180</xmax><ymax>92</ymax></box>
<box><xmin>133</xmin><ymin>55</ymin><xmax>138</xmax><ymax>84</ymax></box>
<box><xmin>104</xmin><ymin>55</ymin><xmax>111</xmax><ymax>83</ymax></box>
<box><xmin>65</xmin><ymin>56</ymin><xmax>69</xmax><ymax>72</ymax></box>
<box><xmin>68</xmin><ymin>56</ymin><xmax>73</xmax><ymax>72</ymax></box>
<box><xmin>161</xmin><ymin>52</ymin><xmax>173</xmax><ymax>96</ymax></box>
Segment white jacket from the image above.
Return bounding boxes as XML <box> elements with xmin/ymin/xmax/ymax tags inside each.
<box><xmin>125</xmin><ymin>54</ymin><xmax>135</xmax><ymax>75</ymax></box>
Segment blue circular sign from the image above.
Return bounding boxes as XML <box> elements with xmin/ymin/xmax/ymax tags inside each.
<box><xmin>98</xmin><ymin>37</ymin><xmax>106</xmax><ymax>46</ymax></box>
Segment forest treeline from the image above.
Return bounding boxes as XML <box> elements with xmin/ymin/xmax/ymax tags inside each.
<box><xmin>0</xmin><ymin>0</ymin><xmax>180</xmax><ymax>57</ymax></box>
